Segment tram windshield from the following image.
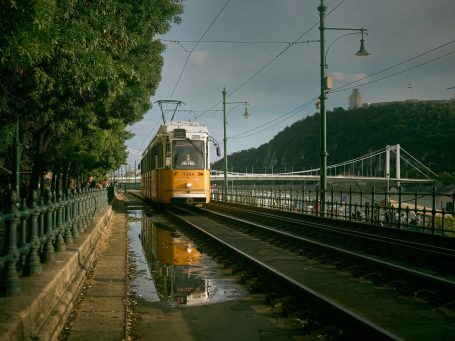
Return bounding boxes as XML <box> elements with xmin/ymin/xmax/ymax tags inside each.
<box><xmin>173</xmin><ymin>140</ymin><xmax>205</xmax><ymax>170</ymax></box>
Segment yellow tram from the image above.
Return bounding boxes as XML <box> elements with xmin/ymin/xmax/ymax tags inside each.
<box><xmin>141</xmin><ymin>121</ymin><xmax>212</xmax><ymax>205</ymax></box>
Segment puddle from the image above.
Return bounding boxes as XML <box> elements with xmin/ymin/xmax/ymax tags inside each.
<box><xmin>127</xmin><ymin>204</ymin><xmax>248</xmax><ymax>307</ymax></box>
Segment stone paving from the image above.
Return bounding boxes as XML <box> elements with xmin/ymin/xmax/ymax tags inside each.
<box><xmin>62</xmin><ymin>194</ymin><xmax>128</xmax><ymax>341</ymax></box>
<box><xmin>62</xmin><ymin>192</ymin><xmax>305</xmax><ymax>341</ymax></box>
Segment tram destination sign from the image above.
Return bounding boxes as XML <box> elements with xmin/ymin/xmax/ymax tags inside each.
<box><xmin>174</xmin><ymin>129</ymin><xmax>186</xmax><ymax>139</ymax></box>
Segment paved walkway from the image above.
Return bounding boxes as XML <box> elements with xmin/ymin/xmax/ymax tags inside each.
<box><xmin>62</xmin><ymin>194</ymin><xmax>128</xmax><ymax>341</ymax></box>
<box><xmin>62</xmin><ymin>193</ymin><xmax>304</xmax><ymax>340</ymax></box>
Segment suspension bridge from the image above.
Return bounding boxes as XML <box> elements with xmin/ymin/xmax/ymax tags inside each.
<box><xmin>210</xmin><ymin>144</ymin><xmax>437</xmax><ymax>185</ymax></box>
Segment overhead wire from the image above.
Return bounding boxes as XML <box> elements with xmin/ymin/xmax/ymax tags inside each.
<box><xmin>159</xmin><ymin>1</ymin><xmax>454</xmax><ymax>145</ymax></box>
<box><xmin>230</xmin><ymin>97</ymin><xmax>319</xmax><ymax>139</ymax></box>
<box><xmin>135</xmin><ymin>2</ymin><xmax>452</xmax><ymax>156</ymax></box>
<box><xmin>140</xmin><ymin>0</ymin><xmax>231</xmax><ymax>149</ymax></box>
<box><xmin>162</xmin><ymin>39</ymin><xmax>319</xmax><ymax>45</ymax></box>
<box><xmin>330</xmin><ymin>51</ymin><xmax>455</xmax><ymax>94</ymax></box>
<box><xmin>225</xmin><ymin>0</ymin><xmax>347</xmax><ymax>99</ymax></box>
<box><xmin>195</xmin><ymin>0</ymin><xmax>348</xmax><ymax>120</ymax></box>
<box><xmin>193</xmin><ymin>27</ymin><xmax>319</xmax><ymax>119</ymax></box>
<box><xmin>191</xmin><ymin>0</ymin><xmax>348</xmax><ymax>142</ymax></box>
<box><xmin>330</xmin><ymin>39</ymin><xmax>455</xmax><ymax>94</ymax></box>
<box><xmin>168</xmin><ymin>0</ymin><xmax>232</xmax><ymax>101</ymax></box>
<box><xmin>225</xmin><ymin>43</ymin><xmax>455</xmax><ymax>141</ymax></box>
<box><xmin>223</xmin><ymin>36</ymin><xmax>455</xmax><ymax>139</ymax></box>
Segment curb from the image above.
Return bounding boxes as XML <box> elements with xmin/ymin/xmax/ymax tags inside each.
<box><xmin>0</xmin><ymin>207</ymin><xmax>113</xmax><ymax>341</ymax></box>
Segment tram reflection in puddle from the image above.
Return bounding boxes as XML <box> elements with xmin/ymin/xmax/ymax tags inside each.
<box><xmin>140</xmin><ymin>219</ymin><xmax>209</xmax><ymax>306</ymax></box>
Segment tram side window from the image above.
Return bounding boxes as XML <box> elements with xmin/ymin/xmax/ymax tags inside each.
<box><xmin>173</xmin><ymin>140</ymin><xmax>205</xmax><ymax>170</ymax></box>
<box><xmin>152</xmin><ymin>142</ymin><xmax>164</xmax><ymax>169</ymax></box>
<box><xmin>165</xmin><ymin>140</ymin><xmax>171</xmax><ymax>168</ymax></box>
<box><xmin>151</xmin><ymin>146</ymin><xmax>156</xmax><ymax>169</ymax></box>
<box><xmin>144</xmin><ymin>154</ymin><xmax>148</xmax><ymax>173</ymax></box>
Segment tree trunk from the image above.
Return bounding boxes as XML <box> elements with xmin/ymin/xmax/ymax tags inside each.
<box><xmin>29</xmin><ymin>129</ymin><xmax>52</xmax><ymax>191</ymax></box>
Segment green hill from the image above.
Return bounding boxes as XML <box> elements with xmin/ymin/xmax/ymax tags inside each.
<box><xmin>212</xmin><ymin>101</ymin><xmax>455</xmax><ymax>184</ymax></box>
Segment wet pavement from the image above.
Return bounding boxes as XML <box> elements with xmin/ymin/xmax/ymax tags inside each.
<box><xmin>61</xmin><ymin>194</ymin><xmax>128</xmax><ymax>341</ymax></box>
<box><xmin>61</xmin><ymin>192</ymin><xmax>304</xmax><ymax>340</ymax></box>
<box><xmin>127</xmin><ymin>204</ymin><xmax>249</xmax><ymax>307</ymax></box>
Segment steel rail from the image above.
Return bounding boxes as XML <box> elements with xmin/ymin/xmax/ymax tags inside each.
<box><xmin>210</xmin><ymin>203</ymin><xmax>455</xmax><ymax>257</ymax></box>
<box><xmin>165</xmin><ymin>207</ymin><xmax>399</xmax><ymax>340</ymax></box>
<box><xmin>200</xmin><ymin>207</ymin><xmax>455</xmax><ymax>293</ymax></box>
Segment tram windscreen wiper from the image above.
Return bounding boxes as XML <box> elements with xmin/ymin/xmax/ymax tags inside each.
<box><xmin>186</xmin><ymin>138</ymin><xmax>204</xmax><ymax>156</ymax></box>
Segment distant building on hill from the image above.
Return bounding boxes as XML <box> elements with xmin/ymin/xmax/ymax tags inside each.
<box><xmin>364</xmin><ymin>99</ymin><xmax>453</xmax><ymax>108</ymax></box>
<box><xmin>349</xmin><ymin>89</ymin><xmax>362</xmax><ymax>109</ymax></box>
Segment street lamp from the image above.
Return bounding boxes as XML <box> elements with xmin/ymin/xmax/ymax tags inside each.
<box><xmin>318</xmin><ymin>0</ymin><xmax>370</xmax><ymax>217</ymax></box>
<box><xmin>222</xmin><ymin>87</ymin><xmax>249</xmax><ymax>200</ymax></box>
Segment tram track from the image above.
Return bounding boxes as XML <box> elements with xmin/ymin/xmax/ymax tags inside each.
<box><xmin>162</xmin><ymin>202</ymin><xmax>455</xmax><ymax>340</ymax></box>
<box><xmin>206</xmin><ymin>202</ymin><xmax>455</xmax><ymax>288</ymax></box>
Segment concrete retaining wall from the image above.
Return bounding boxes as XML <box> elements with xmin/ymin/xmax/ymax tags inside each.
<box><xmin>0</xmin><ymin>206</ymin><xmax>113</xmax><ymax>341</ymax></box>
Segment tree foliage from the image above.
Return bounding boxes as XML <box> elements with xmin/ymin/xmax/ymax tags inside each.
<box><xmin>213</xmin><ymin>101</ymin><xmax>455</xmax><ymax>182</ymax></box>
<box><xmin>0</xmin><ymin>0</ymin><xmax>182</xmax><ymax>189</ymax></box>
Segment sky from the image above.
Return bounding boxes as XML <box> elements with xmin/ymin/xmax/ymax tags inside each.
<box><xmin>125</xmin><ymin>0</ymin><xmax>455</xmax><ymax>166</ymax></box>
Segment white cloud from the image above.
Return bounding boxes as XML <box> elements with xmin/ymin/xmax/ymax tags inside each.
<box><xmin>331</xmin><ymin>72</ymin><xmax>368</xmax><ymax>84</ymax></box>
<box><xmin>190</xmin><ymin>51</ymin><xmax>210</xmax><ymax>66</ymax></box>
<box><xmin>126</xmin><ymin>0</ymin><xmax>455</xmax><ymax>161</ymax></box>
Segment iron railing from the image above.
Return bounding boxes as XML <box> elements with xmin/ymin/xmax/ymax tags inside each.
<box><xmin>212</xmin><ymin>185</ymin><xmax>455</xmax><ymax>237</ymax></box>
<box><xmin>0</xmin><ymin>188</ymin><xmax>109</xmax><ymax>296</ymax></box>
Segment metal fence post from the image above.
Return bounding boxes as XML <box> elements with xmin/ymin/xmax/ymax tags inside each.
<box><xmin>70</xmin><ymin>189</ymin><xmax>79</xmax><ymax>238</ymax></box>
<box><xmin>55</xmin><ymin>190</ymin><xmax>66</xmax><ymax>252</ymax></box>
<box><xmin>397</xmin><ymin>186</ymin><xmax>402</xmax><ymax>229</ymax></box>
<box><xmin>76</xmin><ymin>188</ymin><xmax>84</xmax><ymax>234</ymax></box>
<box><xmin>2</xmin><ymin>191</ymin><xmax>21</xmax><ymax>295</ymax></box>
<box><xmin>25</xmin><ymin>190</ymin><xmax>42</xmax><ymax>276</ymax></box>
<box><xmin>63</xmin><ymin>191</ymin><xmax>73</xmax><ymax>245</ymax></box>
<box><xmin>18</xmin><ymin>198</ymin><xmax>30</xmax><ymax>273</ymax></box>
<box><xmin>82</xmin><ymin>188</ymin><xmax>90</xmax><ymax>230</ymax></box>
<box><xmin>370</xmin><ymin>187</ymin><xmax>375</xmax><ymax>224</ymax></box>
<box><xmin>43</xmin><ymin>190</ymin><xmax>56</xmax><ymax>263</ymax></box>
<box><xmin>348</xmin><ymin>186</ymin><xmax>353</xmax><ymax>221</ymax></box>
<box><xmin>431</xmin><ymin>187</ymin><xmax>436</xmax><ymax>232</ymax></box>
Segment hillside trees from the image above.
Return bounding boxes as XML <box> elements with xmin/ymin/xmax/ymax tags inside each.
<box><xmin>213</xmin><ymin>101</ymin><xmax>455</xmax><ymax>182</ymax></box>
<box><xmin>0</xmin><ymin>0</ymin><xmax>182</xmax><ymax>190</ymax></box>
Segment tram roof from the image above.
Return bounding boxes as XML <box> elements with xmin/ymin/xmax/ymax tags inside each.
<box><xmin>158</xmin><ymin>120</ymin><xmax>209</xmax><ymax>134</ymax></box>
<box><xmin>142</xmin><ymin>120</ymin><xmax>209</xmax><ymax>156</ymax></box>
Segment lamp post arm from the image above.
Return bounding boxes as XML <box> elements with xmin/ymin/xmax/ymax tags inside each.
<box><xmin>324</xmin><ymin>31</ymin><xmax>361</xmax><ymax>69</ymax></box>
<box><xmin>221</xmin><ymin>89</ymin><xmax>250</xmax><ymax>201</ymax></box>
<box><xmin>226</xmin><ymin>102</ymin><xmax>249</xmax><ymax>119</ymax></box>
<box><xmin>325</xmin><ymin>27</ymin><xmax>367</xmax><ymax>33</ymax></box>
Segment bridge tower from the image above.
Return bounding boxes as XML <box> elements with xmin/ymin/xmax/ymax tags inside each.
<box><xmin>385</xmin><ymin>144</ymin><xmax>400</xmax><ymax>187</ymax></box>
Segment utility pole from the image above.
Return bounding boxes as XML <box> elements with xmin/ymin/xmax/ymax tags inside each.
<box><xmin>222</xmin><ymin>88</ymin><xmax>228</xmax><ymax>200</ymax></box>
<box><xmin>317</xmin><ymin>0</ymin><xmax>369</xmax><ymax>216</ymax></box>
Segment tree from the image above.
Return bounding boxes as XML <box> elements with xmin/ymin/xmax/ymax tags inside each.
<box><xmin>0</xmin><ymin>0</ymin><xmax>183</xmax><ymax>190</ymax></box>
<box><xmin>0</xmin><ymin>0</ymin><xmax>58</xmax><ymax>169</ymax></box>
<box><xmin>214</xmin><ymin>101</ymin><xmax>455</xmax><ymax>183</ymax></box>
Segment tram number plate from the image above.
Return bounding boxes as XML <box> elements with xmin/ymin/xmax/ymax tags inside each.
<box><xmin>184</xmin><ymin>172</ymin><xmax>195</xmax><ymax>176</ymax></box>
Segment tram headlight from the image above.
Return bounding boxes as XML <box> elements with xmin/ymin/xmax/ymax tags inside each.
<box><xmin>186</xmin><ymin>182</ymin><xmax>192</xmax><ymax>189</ymax></box>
